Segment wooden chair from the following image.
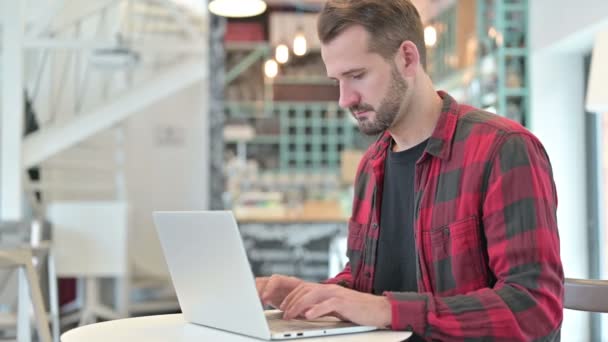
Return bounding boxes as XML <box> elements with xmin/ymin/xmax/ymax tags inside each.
<box><xmin>0</xmin><ymin>248</ymin><xmax>52</xmax><ymax>342</ymax></box>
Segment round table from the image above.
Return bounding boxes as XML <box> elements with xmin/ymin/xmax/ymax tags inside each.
<box><xmin>61</xmin><ymin>314</ymin><xmax>412</xmax><ymax>342</ymax></box>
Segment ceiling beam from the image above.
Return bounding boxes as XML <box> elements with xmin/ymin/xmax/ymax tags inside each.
<box><xmin>45</xmin><ymin>0</ymin><xmax>121</xmax><ymax>36</ymax></box>
<box><xmin>157</xmin><ymin>0</ymin><xmax>203</xmax><ymax>41</ymax></box>
<box><xmin>24</xmin><ymin>38</ymin><xmax>205</xmax><ymax>53</ymax></box>
<box><xmin>26</xmin><ymin>0</ymin><xmax>66</xmax><ymax>39</ymax></box>
<box><xmin>23</xmin><ymin>59</ymin><xmax>207</xmax><ymax>168</ymax></box>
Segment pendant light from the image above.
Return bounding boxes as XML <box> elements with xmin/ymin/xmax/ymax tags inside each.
<box><xmin>424</xmin><ymin>25</ymin><xmax>437</xmax><ymax>47</ymax></box>
<box><xmin>208</xmin><ymin>0</ymin><xmax>267</xmax><ymax>18</ymax></box>
<box><xmin>264</xmin><ymin>59</ymin><xmax>278</xmax><ymax>79</ymax></box>
<box><xmin>275</xmin><ymin>43</ymin><xmax>289</xmax><ymax>64</ymax></box>
<box><xmin>292</xmin><ymin>28</ymin><xmax>307</xmax><ymax>56</ymax></box>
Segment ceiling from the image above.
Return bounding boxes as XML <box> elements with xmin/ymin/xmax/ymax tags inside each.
<box><xmin>262</xmin><ymin>0</ymin><xmax>455</xmax><ymax>22</ymax></box>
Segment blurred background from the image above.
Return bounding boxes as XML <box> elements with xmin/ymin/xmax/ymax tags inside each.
<box><xmin>0</xmin><ymin>0</ymin><xmax>607</xmax><ymax>340</ymax></box>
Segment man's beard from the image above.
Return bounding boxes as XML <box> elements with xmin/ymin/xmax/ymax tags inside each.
<box><xmin>350</xmin><ymin>64</ymin><xmax>408</xmax><ymax>136</ymax></box>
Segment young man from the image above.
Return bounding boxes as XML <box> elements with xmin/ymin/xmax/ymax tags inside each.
<box><xmin>256</xmin><ymin>1</ymin><xmax>564</xmax><ymax>340</ymax></box>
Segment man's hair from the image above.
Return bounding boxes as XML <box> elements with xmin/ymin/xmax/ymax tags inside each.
<box><xmin>317</xmin><ymin>0</ymin><xmax>427</xmax><ymax>69</ymax></box>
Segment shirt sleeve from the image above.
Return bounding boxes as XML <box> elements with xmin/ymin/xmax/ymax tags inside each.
<box><xmin>323</xmin><ymin>264</ymin><xmax>354</xmax><ymax>288</ymax></box>
<box><xmin>385</xmin><ymin>133</ymin><xmax>564</xmax><ymax>341</ymax></box>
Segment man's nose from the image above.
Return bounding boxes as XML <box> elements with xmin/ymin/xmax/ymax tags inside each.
<box><xmin>338</xmin><ymin>84</ymin><xmax>360</xmax><ymax>109</ymax></box>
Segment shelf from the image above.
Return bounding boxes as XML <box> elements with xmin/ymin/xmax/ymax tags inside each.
<box><xmin>225</xmin><ymin>42</ymin><xmax>269</xmax><ymax>51</ymax></box>
<box><xmin>226</xmin><ymin>41</ymin><xmax>322</xmax><ymax>53</ymax></box>
<box><xmin>273</xmin><ymin>76</ymin><xmax>334</xmax><ymax>85</ymax></box>
<box><xmin>504</xmin><ymin>88</ymin><xmax>528</xmax><ymax>97</ymax></box>
<box><xmin>431</xmin><ymin>0</ymin><xmax>529</xmax><ymax>126</ymax></box>
<box><xmin>501</xmin><ymin>48</ymin><xmax>527</xmax><ymax>56</ymax></box>
<box><xmin>503</xmin><ymin>3</ymin><xmax>526</xmax><ymax>11</ymax></box>
<box><xmin>224</xmin><ymin>101</ymin><xmax>359</xmax><ymax>172</ymax></box>
<box><xmin>226</xmin><ymin>135</ymin><xmax>281</xmax><ymax>144</ymax></box>
<box><xmin>226</xmin><ymin>100</ymin><xmax>342</xmax><ymax>107</ymax></box>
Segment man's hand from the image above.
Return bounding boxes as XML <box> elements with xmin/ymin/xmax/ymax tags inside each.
<box><xmin>280</xmin><ymin>282</ymin><xmax>392</xmax><ymax>328</ymax></box>
<box><xmin>255</xmin><ymin>274</ymin><xmax>305</xmax><ymax>309</ymax></box>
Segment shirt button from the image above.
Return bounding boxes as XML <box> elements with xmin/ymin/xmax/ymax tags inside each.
<box><xmin>372</xmin><ymin>223</ymin><xmax>378</xmax><ymax>229</ymax></box>
<box><xmin>365</xmin><ymin>272</ymin><xmax>371</xmax><ymax>278</ymax></box>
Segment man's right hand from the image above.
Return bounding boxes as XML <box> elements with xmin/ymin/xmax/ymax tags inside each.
<box><xmin>255</xmin><ymin>274</ymin><xmax>305</xmax><ymax>309</ymax></box>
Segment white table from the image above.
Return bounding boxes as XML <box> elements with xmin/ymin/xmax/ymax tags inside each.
<box><xmin>61</xmin><ymin>314</ymin><xmax>412</xmax><ymax>341</ymax></box>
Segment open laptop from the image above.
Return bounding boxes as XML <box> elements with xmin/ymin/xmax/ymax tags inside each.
<box><xmin>153</xmin><ymin>210</ymin><xmax>378</xmax><ymax>340</ymax></box>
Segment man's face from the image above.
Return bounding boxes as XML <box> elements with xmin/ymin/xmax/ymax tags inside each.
<box><xmin>321</xmin><ymin>25</ymin><xmax>408</xmax><ymax>135</ymax></box>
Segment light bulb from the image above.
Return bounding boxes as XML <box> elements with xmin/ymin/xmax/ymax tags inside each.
<box><xmin>293</xmin><ymin>32</ymin><xmax>307</xmax><ymax>56</ymax></box>
<box><xmin>275</xmin><ymin>44</ymin><xmax>289</xmax><ymax>64</ymax></box>
<box><xmin>208</xmin><ymin>0</ymin><xmax>267</xmax><ymax>18</ymax></box>
<box><xmin>424</xmin><ymin>25</ymin><xmax>437</xmax><ymax>47</ymax></box>
<box><xmin>264</xmin><ymin>59</ymin><xmax>278</xmax><ymax>78</ymax></box>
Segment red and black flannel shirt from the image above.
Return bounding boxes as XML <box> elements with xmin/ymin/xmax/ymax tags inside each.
<box><xmin>325</xmin><ymin>92</ymin><xmax>564</xmax><ymax>341</ymax></box>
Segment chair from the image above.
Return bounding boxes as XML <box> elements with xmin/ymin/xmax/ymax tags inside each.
<box><xmin>564</xmin><ymin>278</ymin><xmax>608</xmax><ymax>313</ymax></box>
<box><xmin>46</xmin><ymin>201</ymin><xmax>128</xmax><ymax>326</ymax></box>
<box><xmin>0</xmin><ymin>220</ymin><xmax>59</xmax><ymax>342</ymax></box>
<box><xmin>0</xmin><ymin>248</ymin><xmax>52</xmax><ymax>342</ymax></box>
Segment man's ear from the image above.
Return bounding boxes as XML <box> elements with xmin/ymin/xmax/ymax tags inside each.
<box><xmin>395</xmin><ymin>41</ymin><xmax>420</xmax><ymax>77</ymax></box>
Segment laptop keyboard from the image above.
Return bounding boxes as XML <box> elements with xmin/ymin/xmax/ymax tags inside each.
<box><xmin>266</xmin><ymin>312</ymin><xmax>358</xmax><ymax>332</ymax></box>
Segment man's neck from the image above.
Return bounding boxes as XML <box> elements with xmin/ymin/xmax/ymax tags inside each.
<box><xmin>388</xmin><ymin>77</ymin><xmax>442</xmax><ymax>152</ymax></box>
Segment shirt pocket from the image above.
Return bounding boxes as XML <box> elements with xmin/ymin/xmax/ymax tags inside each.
<box><xmin>346</xmin><ymin>219</ymin><xmax>367</xmax><ymax>280</ymax></box>
<box><xmin>426</xmin><ymin>216</ymin><xmax>487</xmax><ymax>295</ymax></box>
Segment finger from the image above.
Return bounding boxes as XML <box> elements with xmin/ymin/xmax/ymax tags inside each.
<box><xmin>255</xmin><ymin>277</ymin><xmax>269</xmax><ymax>299</ymax></box>
<box><xmin>263</xmin><ymin>275</ymin><xmax>293</xmax><ymax>308</ymax></box>
<box><xmin>304</xmin><ymin>297</ymin><xmax>342</xmax><ymax>320</ymax></box>
<box><xmin>282</xmin><ymin>283</ymin><xmax>336</xmax><ymax>315</ymax></box>
<box><xmin>255</xmin><ymin>277</ymin><xmax>268</xmax><ymax>292</ymax></box>
<box><xmin>280</xmin><ymin>283</ymin><xmax>310</xmax><ymax>313</ymax></box>
<box><xmin>284</xmin><ymin>287</ymin><xmax>327</xmax><ymax>320</ymax></box>
<box><xmin>284</xmin><ymin>285</ymin><xmax>334</xmax><ymax>319</ymax></box>
<box><xmin>279</xmin><ymin>284</ymin><xmax>303</xmax><ymax>312</ymax></box>
<box><xmin>263</xmin><ymin>275</ymin><xmax>287</xmax><ymax>299</ymax></box>
<box><xmin>329</xmin><ymin>311</ymin><xmax>348</xmax><ymax>322</ymax></box>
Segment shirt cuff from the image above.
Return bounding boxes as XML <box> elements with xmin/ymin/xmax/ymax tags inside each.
<box><xmin>384</xmin><ymin>291</ymin><xmax>429</xmax><ymax>333</ymax></box>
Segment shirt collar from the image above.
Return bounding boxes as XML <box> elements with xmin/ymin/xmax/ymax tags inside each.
<box><xmin>373</xmin><ymin>90</ymin><xmax>460</xmax><ymax>163</ymax></box>
<box><xmin>425</xmin><ymin>91</ymin><xmax>460</xmax><ymax>160</ymax></box>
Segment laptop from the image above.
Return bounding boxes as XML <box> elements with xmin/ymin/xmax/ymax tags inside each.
<box><xmin>153</xmin><ymin>210</ymin><xmax>378</xmax><ymax>340</ymax></box>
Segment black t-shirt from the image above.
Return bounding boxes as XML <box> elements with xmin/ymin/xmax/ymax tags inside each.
<box><xmin>373</xmin><ymin>139</ymin><xmax>428</xmax><ymax>295</ymax></box>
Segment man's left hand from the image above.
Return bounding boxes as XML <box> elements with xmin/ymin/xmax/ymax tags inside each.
<box><xmin>279</xmin><ymin>283</ymin><xmax>392</xmax><ymax>328</ymax></box>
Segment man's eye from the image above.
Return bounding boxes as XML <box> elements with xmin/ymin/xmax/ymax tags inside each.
<box><xmin>352</xmin><ymin>73</ymin><xmax>364</xmax><ymax>80</ymax></box>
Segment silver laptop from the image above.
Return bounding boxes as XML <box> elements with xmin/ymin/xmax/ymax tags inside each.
<box><xmin>153</xmin><ymin>210</ymin><xmax>377</xmax><ymax>340</ymax></box>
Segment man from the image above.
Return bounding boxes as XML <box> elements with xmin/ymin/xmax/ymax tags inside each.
<box><xmin>256</xmin><ymin>1</ymin><xmax>564</xmax><ymax>340</ymax></box>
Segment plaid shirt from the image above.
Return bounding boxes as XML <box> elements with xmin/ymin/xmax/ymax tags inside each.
<box><xmin>325</xmin><ymin>92</ymin><xmax>563</xmax><ymax>341</ymax></box>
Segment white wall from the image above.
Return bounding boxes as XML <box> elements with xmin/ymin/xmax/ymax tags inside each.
<box><xmin>531</xmin><ymin>0</ymin><xmax>608</xmax><ymax>53</ymax></box>
<box><xmin>530</xmin><ymin>52</ymin><xmax>588</xmax><ymax>340</ymax></box>
<box><xmin>530</xmin><ymin>54</ymin><xmax>587</xmax><ymax>278</ymax></box>
<box><xmin>125</xmin><ymin>82</ymin><xmax>209</xmax><ymax>278</ymax></box>
<box><xmin>530</xmin><ymin>0</ymin><xmax>608</xmax><ymax>339</ymax></box>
